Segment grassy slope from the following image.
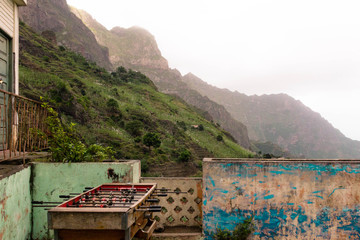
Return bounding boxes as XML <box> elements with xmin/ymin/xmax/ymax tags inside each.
<box><xmin>19</xmin><ymin>23</ymin><xmax>253</xmax><ymax>175</ymax></box>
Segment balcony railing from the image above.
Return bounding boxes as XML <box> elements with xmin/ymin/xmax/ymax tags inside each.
<box><xmin>0</xmin><ymin>89</ymin><xmax>48</xmax><ymax>162</ymax></box>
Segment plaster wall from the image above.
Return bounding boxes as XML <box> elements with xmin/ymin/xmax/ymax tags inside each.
<box><xmin>31</xmin><ymin>161</ymin><xmax>141</xmax><ymax>240</ymax></box>
<box><xmin>0</xmin><ymin>166</ymin><xmax>31</xmax><ymax>240</ymax></box>
<box><xmin>203</xmin><ymin>159</ymin><xmax>360</xmax><ymax>239</ymax></box>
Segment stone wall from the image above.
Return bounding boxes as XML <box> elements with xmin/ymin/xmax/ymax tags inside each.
<box><xmin>0</xmin><ymin>165</ymin><xmax>32</xmax><ymax>240</ymax></box>
<box><xmin>203</xmin><ymin>158</ymin><xmax>360</xmax><ymax>239</ymax></box>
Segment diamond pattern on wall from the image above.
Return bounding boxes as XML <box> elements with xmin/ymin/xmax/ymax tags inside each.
<box><xmin>187</xmin><ymin>206</ymin><xmax>195</xmax><ymax>214</ymax></box>
<box><xmin>174</xmin><ymin>206</ymin><xmax>183</xmax><ymax>213</ymax></box>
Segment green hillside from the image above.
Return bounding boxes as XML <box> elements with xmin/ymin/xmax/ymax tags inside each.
<box><xmin>18</xmin><ymin>22</ymin><xmax>253</xmax><ymax>176</ymax></box>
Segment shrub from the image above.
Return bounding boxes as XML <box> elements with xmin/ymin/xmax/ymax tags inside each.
<box><xmin>143</xmin><ymin>132</ymin><xmax>161</xmax><ymax>150</ymax></box>
<box><xmin>106</xmin><ymin>98</ymin><xmax>119</xmax><ymax>110</ymax></box>
<box><xmin>212</xmin><ymin>216</ymin><xmax>254</xmax><ymax>240</ymax></box>
<box><xmin>41</xmin><ymin>101</ymin><xmax>113</xmax><ymax>162</ymax></box>
<box><xmin>216</xmin><ymin>135</ymin><xmax>223</xmax><ymax>141</ymax></box>
<box><xmin>178</xmin><ymin>149</ymin><xmax>191</xmax><ymax>162</ymax></box>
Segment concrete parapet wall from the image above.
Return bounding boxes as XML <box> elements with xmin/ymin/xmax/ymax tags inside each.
<box><xmin>142</xmin><ymin>177</ymin><xmax>202</xmax><ymax>229</ymax></box>
<box><xmin>0</xmin><ymin>166</ymin><xmax>31</xmax><ymax>240</ymax></box>
<box><xmin>31</xmin><ymin>161</ymin><xmax>141</xmax><ymax>240</ymax></box>
<box><xmin>203</xmin><ymin>158</ymin><xmax>360</xmax><ymax>239</ymax></box>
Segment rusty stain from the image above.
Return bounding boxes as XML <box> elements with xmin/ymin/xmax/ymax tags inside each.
<box><xmin>196</xmin><ymin>181</ymin><xmax>202</xmax><ymax>218</ymax></box>
<box><xmin>107</xmin><ymin>168</ymin><xmax>119</xmax><ymax>182</ymax></box>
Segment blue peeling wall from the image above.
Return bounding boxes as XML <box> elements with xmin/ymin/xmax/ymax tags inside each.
<box><xmin>203</xmin><ymin>159</ymin><xmax>360</xmax><ymax>239</ymax></box>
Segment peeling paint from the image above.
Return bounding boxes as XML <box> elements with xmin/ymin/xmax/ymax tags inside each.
<box><xmin>203</xmin><ymin>159</ymin><xmax>360</xmax><ymax>239</ymax></box>
<box><xmin>0</xmin><ymin>167</ymin><xmax>31</xmax><ymax>240</ymax></box>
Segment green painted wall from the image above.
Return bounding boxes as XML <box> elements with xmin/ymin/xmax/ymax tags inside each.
<box><xmin>31</xmin><ymin>161</ymin><xmax>141</xmax><ymax>240</ymax></box>
<box><xmin>0</xmin><ymin>166</ymin><xmax>31</xmax><ymax>240</ymax></box>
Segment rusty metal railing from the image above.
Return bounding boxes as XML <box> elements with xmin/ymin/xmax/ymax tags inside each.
<box><xmin>0</xmin><ymin>89</ymin><xmax>48</xmax><ymax>162</ymax></box>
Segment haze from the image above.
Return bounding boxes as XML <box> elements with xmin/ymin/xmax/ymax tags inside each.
<box><xmin>68</xmin><ymin>0</ymin><xmax>360</xmax><ymax>141</ymax></box>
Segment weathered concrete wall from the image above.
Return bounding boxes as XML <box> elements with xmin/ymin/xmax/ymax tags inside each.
<box><xmin>203</xmin><ymin>158</ymin><xmax>360</xmax><ymax>239</ymax></box>
<box><xmin>142</xmin><ymin>177</ymin><xmax>202</xmax><ymax>229</ymax></box>
<box><xmin>0</xmin><ymin>165</ymin><xmax>31</xmax><ymax>240</ymax></box>
<box><xmin>31</xmin><ymin>161</ymin><xmax>141</xmax><ymax>240</ymax></box>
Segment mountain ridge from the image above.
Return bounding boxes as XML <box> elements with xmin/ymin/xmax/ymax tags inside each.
<box><xmin>183</xmin><ymin>73</ymin><xmax>360</xmax><ymax>158</ymax></box>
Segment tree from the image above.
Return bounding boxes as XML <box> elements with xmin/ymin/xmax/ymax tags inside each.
<box><xmin>143</xmin><ymin>133</ymin><xmax>161</xmax><ymax>150</ymax></box>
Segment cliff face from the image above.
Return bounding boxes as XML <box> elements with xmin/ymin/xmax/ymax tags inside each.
<box><xmin>72</xmin><ymin>7</ymin><xmax>252</xmax><ymax>149</ymax></box>
<box><xmin>19</xmin><ymin>0</ymin><xmax>112</xmax><ymax>70</ymax></box>
<box><xmin>183</xmin><ymin>73</ymin><xmax>360</xmax><ymax>159</ymax></box>
<box><xmin>72</xmin><ymin>8</ymin><xmax>168</xmax><ymax>71</ymax></box>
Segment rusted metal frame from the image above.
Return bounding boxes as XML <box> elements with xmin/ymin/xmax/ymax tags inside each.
<box><xmin>1</xmin><ymin>93</ymin><xmax>5</xmax><ymax>160</ymax></box>
<box><xmin>0</xmin><ymin>89</ymin><xmax>48</xmax><ymax>161</ymax></box>
<box><xmin>23</xmin><ymin>99</ymin><xmax>30</xmax><ymax>156</ymax></box>
<box><xmin>13</xmin><ymin>97</ymin><xmax>20</xmax><ymax>156</ymax></box>
<box><xmin>17</xmin><ymin>98</ymin><xmax>23</xmax><ymax>156</ymax></box>
<box><xmin>4</xmin><ymin>93</ymin><xmax>8</xmax><ymax>159</ymax></box>
<box><xmin>29</xmin><ymin>102</ymin><xmax>36</xmax><ymax>152</ymax></box>
<box><xmin>8</xmin><ymin>94</ymin><xmax>13</xmax><ymax>158</ymax></box>
<box><xmin>0</xmin><ymin>88</ymin><xmax>42</xmax><ymax>105</ymax></box>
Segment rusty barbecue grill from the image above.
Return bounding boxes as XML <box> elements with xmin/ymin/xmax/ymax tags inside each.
<box><xmin>46</xmin><ymin>183</ymin><xmax>163</xmax><ymax>240</ymax></box>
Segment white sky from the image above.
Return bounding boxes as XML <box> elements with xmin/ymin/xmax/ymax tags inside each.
<box><xmin>68</xmin><ymin>0</ymin><xmax>360</xmax><ymax>141</ymax></box>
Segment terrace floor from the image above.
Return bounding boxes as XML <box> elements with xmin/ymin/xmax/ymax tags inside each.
<box><xmin>151</xmin><ymin>227</ymin><xmax>202</xmax><ymax>240</ymax></box>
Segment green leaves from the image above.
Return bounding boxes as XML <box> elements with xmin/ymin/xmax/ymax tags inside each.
<box><xmin>41</xmin><ymin>102</ymin><xmax>113</xmax><ymax>162</ymax></box>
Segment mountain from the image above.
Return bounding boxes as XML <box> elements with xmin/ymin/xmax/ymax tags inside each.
<box><xmin>19</xmin><ymin>0</ymin><xmax>112</xmax><ymax>70</ymax></box>
<box><xmin>72</xmin><ymin>7</ymin><xmax>251</xmax><ymax>149</ymax></box>
<box><xmin>18</xmin><ymin>22</ymin><xmax>252</xmax><ymax>176</ymax></box>
<box><xmin>183</xmin><ymin>73</ymin><xmax>360</xmax><ymax>159</ymax></box>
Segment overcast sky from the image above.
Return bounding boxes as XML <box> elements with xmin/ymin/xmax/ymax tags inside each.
<box><xmin>68</xmin><ymin>0</ymin><xmax>360</xmax><ymax>141</ymax></box>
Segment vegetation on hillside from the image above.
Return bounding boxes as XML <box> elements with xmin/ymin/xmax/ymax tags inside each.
<box><xmin>19</xmin><ymin>22</ymin><xmax>253</xmax><ymax>175</ymax></box>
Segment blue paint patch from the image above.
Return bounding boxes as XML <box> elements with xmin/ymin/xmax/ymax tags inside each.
<box><xmin>292</xmin><ymin>187</ymin><xmax>297</xmax><ymax>189</ymax></box>
<box><xmin>312</xmin><ymin>190</ymin><xmax>322</xmax><ymax>194</ymax></box>
<box><xmin>307</xmin><ymin>201</ymin><xmax>314</xmax><ymax>204</ymax></box>
<box><xmin>313</xmin><ymin>195</ymin><xmax>324</xmax><ymax>199</ymax></box>
<box><xmin>259</xmin><ymin>181</ymin><xmax>265</xmax><ymax>183</ymax></box>
<box><xmin>264</xmin><ymin>175</ymin><xmax>268</xmax><ymax>178</ymax></box>
<box><xmin>264</xmin><ymin>194</ymin><xmax>274</xmax><ymax>200</ymax></box>
<box><xmin>209</xmin><ymin>195</ymin><xmax>214</xmax><ymax>201</ymax></box>
<box><xmin>328</xmin><ymin>187</ymin><xmax>345</xmax><ymax>197</ymax></box>
<box><xmin>208</xmin><ymin>176</ymin><xmax>215</xmax><ymax>187</ymax></box>
<box><xmin>287</xmin><ymin>203</ymin><xmax>295</xmax><ymax>206</ymax></box>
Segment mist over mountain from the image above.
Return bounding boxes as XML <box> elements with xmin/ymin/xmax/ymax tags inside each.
<box><xmin>183</xmin><ymin>73</ymin><xmax>360</xmax><ymax>158</ymax></box>
<box><xmin>19</xmin><ymin>0</ymin><xmax>360</xmax><ymax>159</ymax></box>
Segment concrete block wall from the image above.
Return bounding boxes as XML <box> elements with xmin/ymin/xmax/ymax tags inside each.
<box><xmin>141</xmin><ymin>177</ymin><xmax>202</xmax><ymax>229</ymax></box>
<box><xmin>0</xmin><ymin>166</ymin><xmax>31</xmax><ymax>240</ymax></box>
<box><xmin>203</xmin><ymin>158</ymin><xmax>360</xmax><ymax>239</ymax></box>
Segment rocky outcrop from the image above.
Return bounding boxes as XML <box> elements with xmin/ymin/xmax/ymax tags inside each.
<box><xmin>19</xmin><ymin>0</ymin><xmax>112</xmax><ymax>70</ymax></box>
